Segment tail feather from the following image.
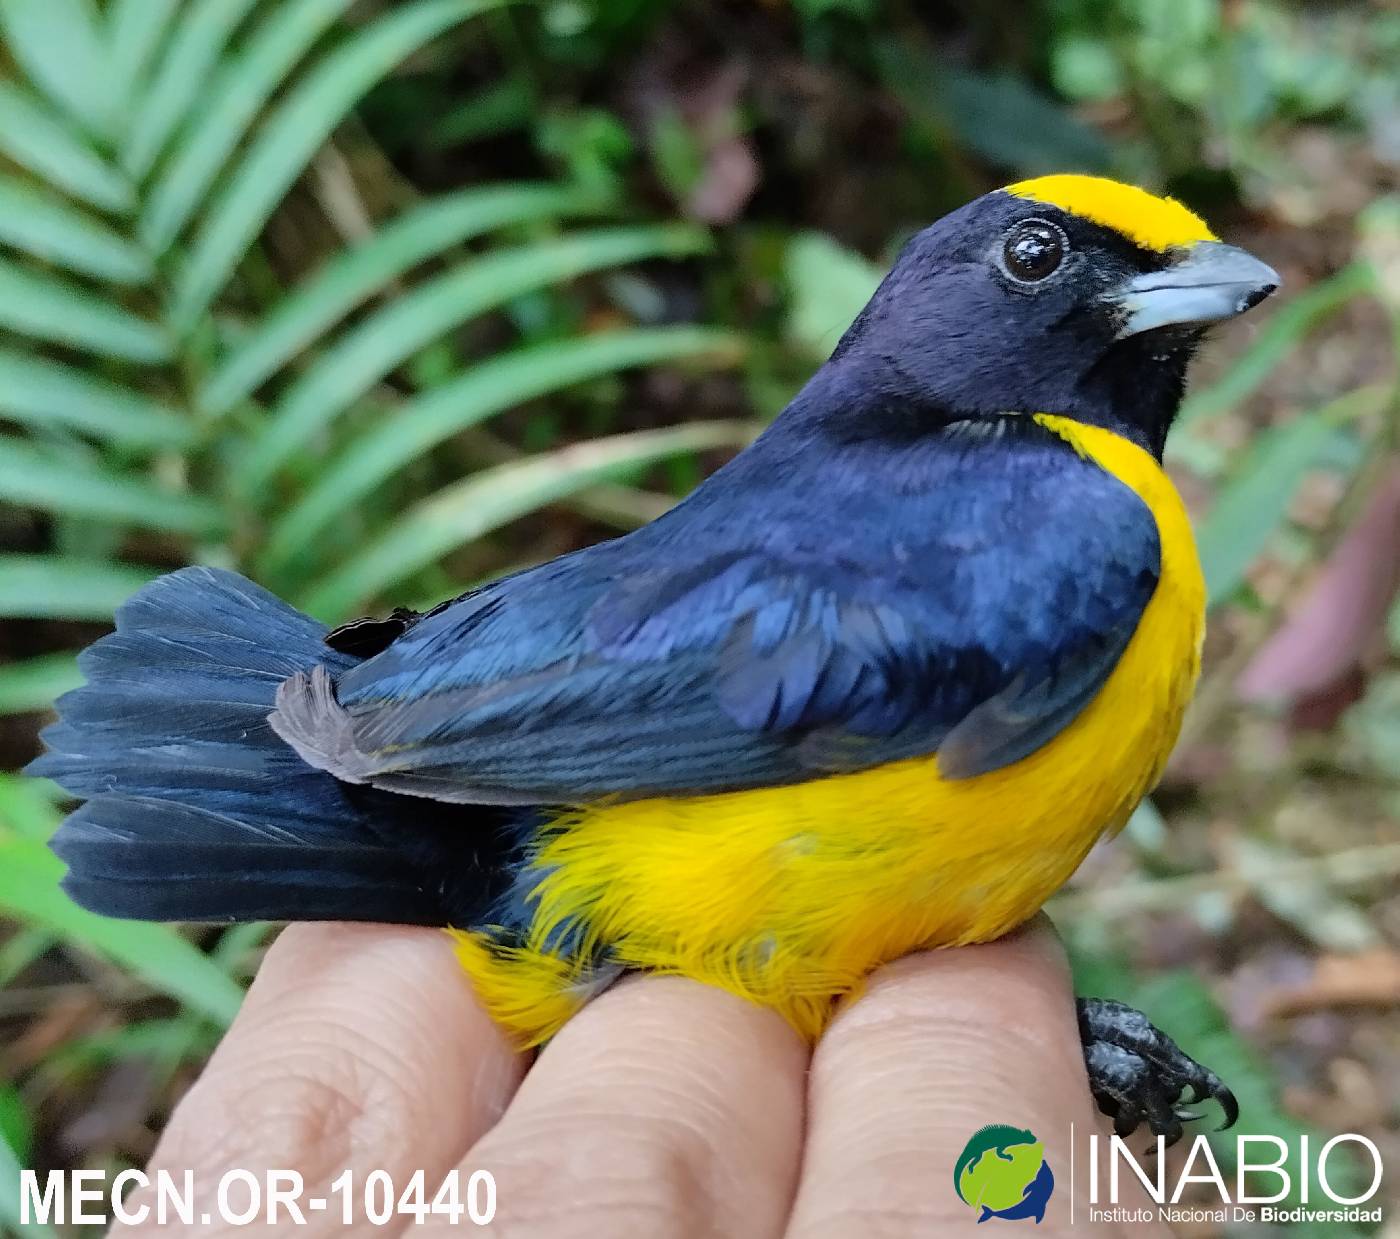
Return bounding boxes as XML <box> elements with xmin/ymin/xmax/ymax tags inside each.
<box><xmin>52</xmin><ymin>797</ymin><xmax>435</xmax><ymax>923</ymax></box>
<box><xmin>27</xmin><ymin>567</ymin><xmax>511</xmax><ymax>926</ymax></box>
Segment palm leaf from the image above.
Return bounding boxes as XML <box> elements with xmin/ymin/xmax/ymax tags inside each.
<box><xmin>0</xmin><ymin>349</ymin><xmax>191</xmax><ymax>448</ymax></box>
<box><xmin>0</xmin><ymin>0</ymin><xmax>114</xmax><ymax>140</ymax></box>
<box><xmin>0</xmin><ymin>556</ymin><xmax>160</xmax><ymax>620</ymax></box>
<box><xmin>139</xmin><ymin>0</ymin><xmax>356</xmax><ymax>253</ymax></box>
<box><xmin>258</xmin><ymin>327</ymin><xmax>743</xmax><ymax>580</ymax></box>
<box><xmin>233</xmin><ymin>223</ymin><xmax>710</xmax><ymax>496</ymax></box>
<box><xmin>106</xmin><ymin>0</ymin><xmax>181</xmax><ymax>111</ymax></box>
<box><xmin>169</xmin><ymin>0</ymin><xmax>509</xmax><ymax>332</ymax></box>
<box><xmin>0</xmin><ymin>259</ymin><xmax>169</xmax><ymax>362</ymax></box>
<box><xmin>0</xmin><ymin>654</ymin><xmax>82</xmax><ymax>717</ymax></box>
<box><xmin>200</xmin><ymin>180</ymin><xmax>604</xmax><ymax>417</ymax></box>
<box><xmin>0</xmin><ymin>440</ymin><xmax>224</xmax><ymax>536</ymax></box>
<box><xmin>121</xmin><ymin>0</ymin><xmax>262</xmax><ymax>180</ymax></box>
<box><xmin>299</xmin><ymin>422</ymin><xmax>758</xmax><ymax>619</ymax></box>
<box><xmin>0</xmin><ymin>84</ymin><xmax>132</xmax><ymax>213</ymax></box>
<box><xmin>0</xmin><ymin>175</ymin><xmax>152</xmax><ymax>283</ymax></box>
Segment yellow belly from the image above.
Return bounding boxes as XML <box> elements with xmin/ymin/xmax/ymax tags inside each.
<box><xmin>453</xmin><ymin>417</ymin><xmax>1205</xmax><ymax>1045</ymax></box>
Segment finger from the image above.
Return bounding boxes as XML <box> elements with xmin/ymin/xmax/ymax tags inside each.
<box><xmin>786</xmin><ymin>920</ymin><xmax>1173</xmax><ymax>1238</ymax></box>
<box><xmin>117</xmin><ymin>923</ymin><xmax>524</xmax><ymax>1238</ymax></box>
<box><xmin>437</xmin><ymin>974</ymin><xmax>808</xmax><ymax>1239</ymax></box>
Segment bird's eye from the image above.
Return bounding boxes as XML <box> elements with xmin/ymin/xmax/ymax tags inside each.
<box><xmin>1001</xmin><ymin>219</ymin><xmax>1068</xmax><ymax>284</ymax></box>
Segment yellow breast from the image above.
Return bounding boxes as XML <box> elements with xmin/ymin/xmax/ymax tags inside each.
<box><xmin>455</xmin><ymin>418</ymin><xmax>1205</xmax><ymax>1045</ymax></box>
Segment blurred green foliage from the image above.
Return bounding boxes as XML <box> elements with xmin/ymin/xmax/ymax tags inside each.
<box><xmin>0</xmin><ymin>2</ymin><xmax>1397</xmax><ymax>1230</ymax></box>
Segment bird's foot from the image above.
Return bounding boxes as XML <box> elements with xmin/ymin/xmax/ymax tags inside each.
<box><xmin>1077</xmin><ymin>997</ymin><xmax>1238</xmax><ymax>1147</ymax></box>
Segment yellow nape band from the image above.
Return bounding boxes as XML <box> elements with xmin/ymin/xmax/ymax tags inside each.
<box><xmin>1005</xmin><ymin>174</ymin><xmax>1216</xmax><ymax>253</ymax></box>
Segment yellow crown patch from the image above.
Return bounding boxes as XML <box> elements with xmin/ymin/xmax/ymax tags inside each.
<box><xmin>1005</xmin><ymin>174</ymin><xmax>1216</xmax><ymax>254</ymax></box>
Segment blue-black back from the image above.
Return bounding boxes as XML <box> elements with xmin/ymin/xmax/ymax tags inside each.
<box><xmin>319</xmin><ymin>399</ymin><xmax>1161</xmax><ymax>803</ymax></box>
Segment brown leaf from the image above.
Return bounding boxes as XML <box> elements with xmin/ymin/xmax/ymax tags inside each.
<box><xmin>1261</xmin><ymin>946</ymin><xmax>1400</xmax><ymax>1018</ymax></box>
<box><xmin>687</xmin><ymin>136</ymin><xmax>760</xmax><ymax>224</ymax></box>
<box><xmin>1238</xmin><ymin>462</ymin><xmax>1400</xmax><ymax>726</ymax></box>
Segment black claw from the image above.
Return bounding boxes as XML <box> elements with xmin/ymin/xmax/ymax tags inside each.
<box><xmin>1215</xmin><ymin>1086</ymin><xmax>1240</xmax><ymax>1131</ymax></box>
<box><xmin>1077</xmin><ymin>997</ymin><xmax>1239</xmax><ymax>1146</ymax></box>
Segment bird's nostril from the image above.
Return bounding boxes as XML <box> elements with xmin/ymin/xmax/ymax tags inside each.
<box><xmin>1241</xmin><ymin>284</ymin><xmax>1277</xmax><ymax>311</ymax></box>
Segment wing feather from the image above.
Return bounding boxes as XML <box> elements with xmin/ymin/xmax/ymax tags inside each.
<box><xmin>271</xmin><ymin>422</ymin><xmax>1162</xmax><ymax>802</ymax></box>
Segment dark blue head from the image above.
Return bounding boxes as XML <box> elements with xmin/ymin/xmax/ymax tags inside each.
<box><xmin>794</xmin><ymin>175</ymin><xmax>1278</xmax><ymax>459</ymax></box>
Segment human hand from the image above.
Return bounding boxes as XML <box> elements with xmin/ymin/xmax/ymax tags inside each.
<box><xmin>113</xmin><ymin>917</ymin><xmax>1171</xmax><ymax>1237</ymax></box>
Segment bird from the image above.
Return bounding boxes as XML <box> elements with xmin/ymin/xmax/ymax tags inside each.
<box><xmin>30</xmin><ymin>173</ymin><xmax>1278</xmax><ymax>1142</ymax></box>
